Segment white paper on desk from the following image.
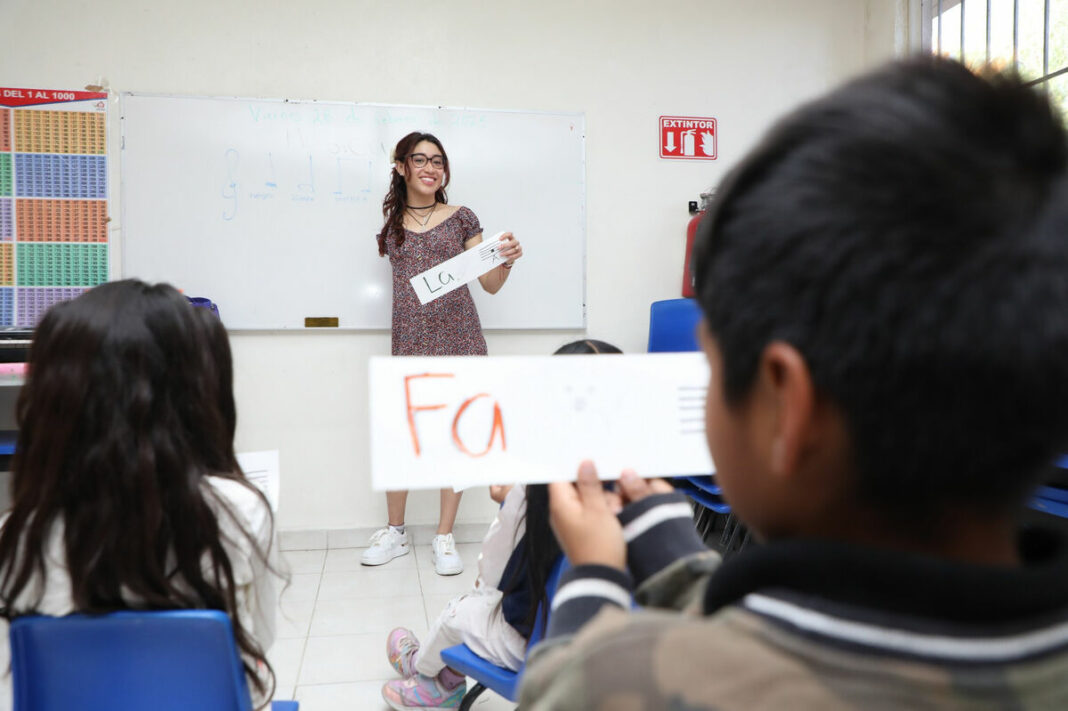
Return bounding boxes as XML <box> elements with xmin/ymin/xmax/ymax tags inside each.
<box><xmin>410</xmin><ymin>232</ymin><xmax>507</xmax><ymax>305</ymax></box>
<box><xmin>237</xmin><ymin>450</ymin><xmax>280</xmax><ymax>512</ymax></box>
<box><xmin>369</xmin><ymin>353</ymin><xmax>715</xmax><ymax>491</ymax></box>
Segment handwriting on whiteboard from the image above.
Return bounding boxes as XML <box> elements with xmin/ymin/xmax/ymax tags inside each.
<box><xmin>218</xmin><ymin>148</ymin><xmax>374</xmax><ymax>221</ymax></box>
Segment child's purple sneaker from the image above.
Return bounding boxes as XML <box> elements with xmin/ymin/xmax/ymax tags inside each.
<box><xmin>382</xmin><ymin>671</ymin><xmax>465</xmax><ymax>710</ymax></box>
<box><xmin>387</xmin><ymin>627</ymin><xmax>421</xmax><ymax>678</ymax></box>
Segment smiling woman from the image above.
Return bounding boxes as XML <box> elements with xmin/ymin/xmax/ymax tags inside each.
<box><xmin>363</xmin><ymin>131</ymin><xmax>524</xmax><ymax>578</ymax></box>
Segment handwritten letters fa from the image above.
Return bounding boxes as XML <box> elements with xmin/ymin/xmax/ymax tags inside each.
<box><xmin>369</xmin><ymin>353</ymin><xmax>716</xmax><ymax>491</ymax></box>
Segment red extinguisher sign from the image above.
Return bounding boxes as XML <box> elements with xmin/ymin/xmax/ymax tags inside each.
<box><xmin>660</xmin><ymin>116</ymin><xmax>717</xmax><ymax>160</ymax></box>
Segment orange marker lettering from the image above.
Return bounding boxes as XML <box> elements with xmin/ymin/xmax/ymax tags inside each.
<box><xmin>451</xmin><ymin>393</ymin><xmax>507</xmax><ymax>457</ymax></box>
<box><xmin>404</xmin><ymin>373</ymin><xmax>453</xmax><ymax>456</ymax></box>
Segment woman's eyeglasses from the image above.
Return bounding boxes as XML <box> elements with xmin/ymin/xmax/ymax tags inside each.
<box><xmin>408</xmin><ymin>153</ymin><xmax>445</xmax><ymax>169</ymax></box>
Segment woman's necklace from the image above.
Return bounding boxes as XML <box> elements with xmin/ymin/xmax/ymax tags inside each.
<box><xmin>406</xmin><ymin>202</ymin><xmax>436</xmax><ymax>227</ymax></box>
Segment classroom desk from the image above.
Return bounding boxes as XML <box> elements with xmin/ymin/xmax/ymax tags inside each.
<box><xmin>0</xmin><ymin>336</ymin><xmax>28</xmax><ymax>480</ymax></box>
<box><xmin>0</xmin><ymin>430</ymin><xmax>14</xmax><ymax>471</ymax></box>
<box><xmin>0</xmin><ymin>330</ymin><xmax>32</xmax><ymax>364</ymax></box>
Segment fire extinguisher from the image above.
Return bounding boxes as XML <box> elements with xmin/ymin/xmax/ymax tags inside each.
<box><xmin>682</xmin><ymin>191</ymin><xmax>714</xmax><ymax>297</ymax></box>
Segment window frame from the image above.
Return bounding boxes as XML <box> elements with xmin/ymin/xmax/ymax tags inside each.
<box><xmin>920</xmin><ymin>0</ymin><xmax>1068</xmax><ymax>89</ymax></box>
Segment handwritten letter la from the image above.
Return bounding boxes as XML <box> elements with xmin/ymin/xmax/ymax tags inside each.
<box><xmin>410</xmin><ymin>232</ymin><xmax>507</xmax><ymax>305</ymax></box>
<box><xmin>368</xmin><ymin>353</ymin><xmax>716</xmax><ymax>491</ymax></box>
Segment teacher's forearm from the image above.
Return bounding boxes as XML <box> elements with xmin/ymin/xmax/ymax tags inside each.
<box><xmin>481</xmin><ymin>264</ymin><xmax>511</xmax><ymax>294</ymax></box>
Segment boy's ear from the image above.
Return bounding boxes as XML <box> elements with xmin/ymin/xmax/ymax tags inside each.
<box><xmin>758</xmin><ymin>341</ymin><xmax>816</xmax><ymax>479</ymax></box>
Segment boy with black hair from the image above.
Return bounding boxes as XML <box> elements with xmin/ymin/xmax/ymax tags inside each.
<box><xmin>519</xmin><ymin>57</ymin><xmax>1068</xmax><ymax>709</ymax></box>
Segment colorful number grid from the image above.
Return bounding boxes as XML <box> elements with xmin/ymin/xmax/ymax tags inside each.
<box><xmin>13</xmin><ymin>110</ymin><xmax>105</xmax><ymax>155</ymax></box>
<box><xmin>0</xmin><ymin>199</ymin><xmax>10</xmax><ymax>240</ymax></box>
<box><xmin>0</xmin><ymin>244</ymin><xmax>11</xmax><ymax>285</ymax></box>
<box><xmin>17</xmin><ymin>243</ymin><xmax>107</xmax><ymax>287</ymax></box>
<box><xmin>0</xmin><ymin>288</ymin><xmax>12</xmax><ymax>325</ymax></box>
<box><xmin>14</xmin><ymin>154</ymin><xmax>106</xmax><ymax>199</ymax></box>
<box><xmin>0</xmin><ymin>109</ymin><xmax>10</xmax><ymax>151</ymax></box>
<box><xmin>16</xmin><ymin>287</ymin><xmax>87</xmax><ymax>327</ymax></box>
<box><xmin>0</xmin><ymin>100</ymin><xmax>109</xmax><ymax>326</ymax></box>
<box><xmin>0</xmin><ymin>154</ymin><xmax>10</xmax><ymax>197</ymax></box>
<box><xmin>16</xmin><ymin>199</ymin><xmax>106</xmax><ymax>242</ymax></box>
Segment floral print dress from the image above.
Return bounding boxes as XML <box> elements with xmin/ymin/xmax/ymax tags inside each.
<box><xmin>385</xmin><ymin>206</ymin><xmax>488</xmax><ymax>356</ymax></box>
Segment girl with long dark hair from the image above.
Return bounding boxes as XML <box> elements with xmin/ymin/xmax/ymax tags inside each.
<box><xmin>380</xmin><ymin>340</ymin><xmax>620</xmax><ymax>710</ymax></box>
<box><xmin>364</xmin><ymin>131</ymin><xmax>524</xmax><ymax>577</ymax></box>
<box><xmin>0</xmin><ymin>280</ymin><xmax>281</xmax><ymax>707</ymax></box>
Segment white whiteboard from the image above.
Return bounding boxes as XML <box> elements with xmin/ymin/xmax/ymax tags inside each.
<box><xmin>120</xmin><ymin>93</ymin><xmax>586</xmax><ymax>330</ymax></box>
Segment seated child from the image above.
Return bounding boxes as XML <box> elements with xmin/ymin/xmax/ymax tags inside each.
<box><xmin>0</xmin><ymin>280</ymin><xmax>282</xmax><ymax>707</ymax></box>
<box><xmin>520</xmin><ymin>57</ymin><xmax>1068</xmax><ymax>709</ymax></box>
<box><xmin>382</xmin><ymin>339</ymin><xmax>621</xmax><ymax>710</ymax></box>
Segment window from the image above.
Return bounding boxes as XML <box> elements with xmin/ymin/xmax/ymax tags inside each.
<box><xmin>922</xmin><ymin>0</ymin><xmax>1068</xmax><ymax>118</ymax></box>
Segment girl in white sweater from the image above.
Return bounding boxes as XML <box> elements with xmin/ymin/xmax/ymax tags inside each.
<box><xmin>0</xmin><ymin>281</ymin><xmax>281</xmax><ymax>708</ymax></box>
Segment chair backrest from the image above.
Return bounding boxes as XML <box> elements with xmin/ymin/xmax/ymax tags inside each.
<box><xmin>187</xmin><ymin>296</ymin><xmax>222</xmax><ymax>319</ymax></box>
<box><xmin>527</xmin><ymin>554</ymin><xmax>570</xmax><ymax>650</ymax></box>
<box><xmin>10</xmin><ymin>610</ymin><xmax>254</xmax><ymax>711</ymax></box>
<box><xmin>648</xmin><ymin>298</ymin><xmax>701</xmax><ymax>353</ymax></box>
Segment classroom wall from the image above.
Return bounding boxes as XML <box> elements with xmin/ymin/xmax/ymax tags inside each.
<box><xmin>2</xmin><ymin>0</ymin><xmax>904</xmax><ymax>536</ymax></box>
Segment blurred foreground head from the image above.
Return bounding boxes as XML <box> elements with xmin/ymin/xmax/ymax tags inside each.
<box><xmin>693</xmin><ymin>57</ymin><xmax>1068</xmax><ymax>525</ymax></box>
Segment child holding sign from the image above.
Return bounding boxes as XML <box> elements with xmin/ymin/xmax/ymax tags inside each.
<box><xmin>366</xmin><ymin>132</ymin><xmax>523</xmax><ymax>575</ymax></box>
<box><xmin>382</xmin><ymin>339</ymin><xmax>620</xmax><ymax>710</ymax></box>
<box><xmin>521</xmin><ymin>58</ymin><xmax>1068</xmax><ymax>709</ymax></box>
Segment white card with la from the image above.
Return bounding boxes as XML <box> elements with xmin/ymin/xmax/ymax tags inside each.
<box><xmin>369</xmin><ymin>352</ymin><xmax>715</xmax><ymax>491</ymax></box>
<box><xmin>410</xmin><ymin>232</ymin><xmax>508</xmax><ymax>305</ymax></box>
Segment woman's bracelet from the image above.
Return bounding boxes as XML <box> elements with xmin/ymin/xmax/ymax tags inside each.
<box><xmin>502</xmin><ymin>262</ymin><xmax>514</xmax><ymax>269</ymax></box>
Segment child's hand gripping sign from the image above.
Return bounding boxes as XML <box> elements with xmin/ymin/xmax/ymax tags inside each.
<box><xmin>368</xmin><ymin>353</ymin><xmax>716</xmax><ymax>491</ymax></box>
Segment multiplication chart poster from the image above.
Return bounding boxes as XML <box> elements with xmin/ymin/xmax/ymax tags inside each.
<box><xmin>0</xmin><ymin>87</ymin><xmax>108</xmax><ymax>327</ymax></box>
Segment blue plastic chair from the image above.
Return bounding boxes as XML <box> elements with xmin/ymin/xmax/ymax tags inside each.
<box><xmin>674</xmin><ymin>476</ymin><xmax>729</xmax><ymax>515</ymax></box>
<box><xmin>648</xmin><ymin>298</ymin><xmax>701</xmax><ymax>352</ymax></box>
<box><xmin>673</xmin><ymin>475</ymin><xmax>734</xmax><ymax>547</ymax></box>
<box><xmin>1029</xmin><ymin>496</ymin><xmax>1068</xmax><ymax>519</ymax></box>
<box><xmin>1036</xmin><ymin>486</ymin><xmax>1068</xmax><ymax>505</ymax></box>
<box><xmin>439</xmin><ymin>555</ymin><xmax>570</xmax><ymax>710</ymax></box>
<box><xmin>10</xmin><ymin>610</ymin><xmax>298</xmax><ymax>711</ymax></box>
<box><xmin>1028</xmin><ymin>454</ymin><xmax>1068</xmax><ymax>518</ymax></box>
<box><xmin>187</xmin><ymin>296</ymin><xmax>221</xmax><ymax>319</ymax></box>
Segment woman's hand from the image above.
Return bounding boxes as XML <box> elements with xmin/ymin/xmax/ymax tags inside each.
<box><xmin>548</xmin><ymin>460</ymin><xmax>626</xmax><ymax>570</ymax></box>
<box><xmin>498</xmin><ymin>232</ymin><xmax>522</xmax><ymax>266</ymax></box>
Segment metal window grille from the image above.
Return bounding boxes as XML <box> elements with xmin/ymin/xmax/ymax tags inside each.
<box><xmin>921</xmin><ymin>0</ymin><xmax>1068</xmax><ymax>117</ymax></box>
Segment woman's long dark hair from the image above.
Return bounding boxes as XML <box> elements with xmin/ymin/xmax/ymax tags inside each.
<box><xmin>376</xmin><ymin>131</ymin><xmax>450</xmax><ymax>256</ymax></box>
<box><xmin>499</xmin><ymin>484</ymin><xmax>562</xmax><ymax>639</ymax></box>
<box><xmin>0</xmin><ymin>280</ymin><xmax>275</xmax><ymax>704</ymax></box>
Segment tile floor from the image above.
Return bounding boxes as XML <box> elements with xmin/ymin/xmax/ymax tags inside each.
<box><xmin>272</xmin><ymin>541</ymin><xmax>516</xmax><ymax>710</ymax></box>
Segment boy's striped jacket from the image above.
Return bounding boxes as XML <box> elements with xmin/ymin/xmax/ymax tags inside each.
<box><xmin>519</xmin><ymin>492</ymin><xmax>1068</xmax><ymax>710</ymax></box>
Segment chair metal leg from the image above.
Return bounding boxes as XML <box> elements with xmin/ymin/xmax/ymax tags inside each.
<box><xmin>693</xmin><ymin>505</ymin><xmax>712</xmax><ymax>538</ymax></box>
<box><xmin>722</xmin><ymin>517</ymin><xmax>753</xmax><ymax>559</ymax></box>
<box><xmin>703</xmin><ymin>512</ymin><xmax>727</xmax><ymax>547</ymax></box>
<box><xmin>725</xmin><ymin>518</ymin><xmax>743</xmax><ymax>553</ymax></box>
<box><xmin>458</xmin><ymin>682</ymin><xmax>489</xmax><ymax>711</ymax></box>
<box><xmin>719</xmin><ymin>513</ymin><xmax>737</xmax><ymax>550</ymax></box>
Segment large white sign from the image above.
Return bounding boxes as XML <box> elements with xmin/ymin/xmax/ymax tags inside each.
<box><xmin>369</xmin><ymin>353</ymin><xmax>715</xmax><ymax>491</ymax></box>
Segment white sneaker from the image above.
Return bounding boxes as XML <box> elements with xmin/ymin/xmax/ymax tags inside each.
<box><xmin>361</xmin><ymin>527</ymin><xmax>410</xmax><ymax>566</ymax></box>
<box><xmin>431</xmin><ymin>533</ymin><xmax>463</xmax><ymax>576</ymax></box>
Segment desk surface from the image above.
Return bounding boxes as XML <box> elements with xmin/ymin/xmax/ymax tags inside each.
<box><xmin>0</xmin><ymin>331</ymin><xmax>31</xmax><ymax>365</ymax></box>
